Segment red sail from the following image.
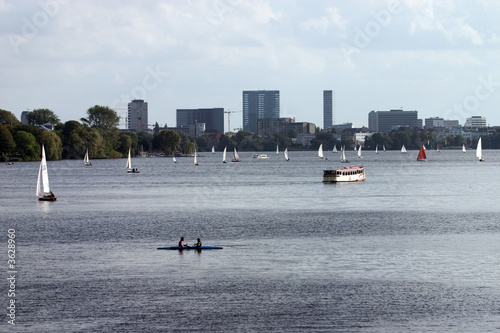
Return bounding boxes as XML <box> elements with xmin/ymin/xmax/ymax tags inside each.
<box><xmin>417</xmin><ymin>145</ymin><xmax>426</xmax><ymax>161</ymax></box>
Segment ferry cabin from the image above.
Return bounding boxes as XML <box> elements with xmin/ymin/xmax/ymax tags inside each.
<box><xmin>323</xmin><ymin>166</ymin><xmax>366</xmax><ymax>183</ymax></box>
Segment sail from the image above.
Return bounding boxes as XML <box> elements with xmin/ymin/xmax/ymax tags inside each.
<box><xmin>476</xmin><ymin>137</ymin><xmax>483</xmax><ymax>160</ymax></box>
<box><xmin>341</xmin><ymin>146</ymin><xmax>347</xmax><ymax>162</ymax></box>
<box><xmin>223</xmin><ymin>147</ymin><xmax>227</xmax><ymax>162</ymax></box>
<box><xmin>436</xmin><ymin>145</ymin><xmax>440</xmax><ymax>152</ymax></box>
<box><xmin>173</xmin><ymin>157</ymin><xmax>177</xmax><ymax>163</ymax></box>
<box><xmin>276</xmin><ymin>145</ymin><xmax>279</xmax><ymax>155</ymax></box>
<box><xmin>401</xmin><ymin>145</ymin><xmax>407</xmax><ymax>153</ymax></box>
<box><xmin>211</xmin><ymin>146</ymin><xmax>215</xmax><ymax>154</ymax></box>
<box><xmin>462</xmin><ymin>144</ymin><xmax>466</xmax><ymax>153</ymax></box>
<box><xmin>318</xmin><ymin>144</ymin><xmax>324</xmax><ymax>159</ymax></box>
<box><xmin>332</xmin><ymin>145</ymin><xmax>337</xmax><ymax>153</ymax></box>
<box><xmin>375</xmin><ymin>144</ymin><xmax>378</xmax><ymax>154</ymax></box>
<box><xmin>84</xmin><ymin>149</ymin><xmax>90</xmax><ymax>164</ymax></box>
<box><xmin>37</xmin><ymin>144</ymin><xmax>51</xmax><ymax>195</ymax></box>
<box><xmin>383</xmin><ymin>145</ymin><xmax>386</xmax><ymax>151</ymax></box>
<box><xmin>358</xmin><ymin>145</ymin><xmax>362</xmax><ymax>158</ymax></box>
<box><xmin>194</xmin><ymin>150</ymin><xmax>198</xmax><ymax>165</ymax></box>
<box><xmin>233</xmin><ymin>148</ymin><xmax>239</xmax><ymax>161</ymax></box>
<box><xmin>126</xmin><ymin>149</ymin><xmax>132</xmax><ymax>170</ymax></box>
<box><xmin>284</xmin><ymin>148</ymin><xmax>289</xmax><ymax>161</ymax></box>
<box><xmin>417</xmin><ymin>145</ymin><xmax>426</xmax><ymax>161</ymax></box>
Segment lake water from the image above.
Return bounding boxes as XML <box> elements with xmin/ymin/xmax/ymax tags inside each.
<box><xmin>2</xmin><ymin>149</ymin><xmax>500</xmax><ymax>332</ymax></box>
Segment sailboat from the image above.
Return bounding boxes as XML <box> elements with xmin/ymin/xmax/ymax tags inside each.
<box><xmin>417</xmin><ymin>144</ymin><xmax>426</xmax><ymax>161</ymax></box>
<box><xmin>375</xmin><ymin>144</ymin><xmax>378</xmax><ymax>154</ymax></box>
<box><xmin>383</xmin><ymin>145</ymin><xmax>386</xmax><ymax>151</ymax></box>
<box><xmin>332</xmin><ymin>145</ymin><xmax>337</xmax><ymax>153</ymax></box>
<box><xmin>173</xmin><ymin>157</ymin><xmax>177</xmax><ymax>163</ymax></box>
<box><xmin>318</xmin><ymin>144</ymin><xmax>324</xmax><ymax>159</ymax></box>
<box><xmin>232</xmin><ymin>148</ymin><xmax>240</xmax><ymax>162</ymax></box>
<box><xmin>84</xmin><ymin>148</ymin><xmax>92</xmax><ymax>166</ymax></box>
<box><xmin>126</xmin><ymin>149</ymin><xmax>139</xmax><ymax>173</ymax></box>
<box><xmin>284</xmin><ymin>148</ymin><xmax>289</xmax><ymax>161</ymax></box>
<box><xmin>436</xmin><ymin>145</ymin><xmax>440</xmax><ymax>152</ymax></box>
<box><xmin>340</xmin><ymin>146</ymin><xmax>349</xmax><ymax>163</ymax></box>
<box><xmin>222</xmin><ymin>147</ymin><xmax>227</xmax><ymax>163</ymax></box>
<box><xmin>462</xmin><ymin>144</ymin><xmax>467</xmax><ymax>153</ymax></box>
<box><xmin>401</xmin><ymin>145</ymin><xmax>407</xmax><ymax>153</ymax></box>
<box><xmin>476</xmin><ymin>137</ymin><xmax>484</xmax><ymax>162</ymax></box>
<box><xmin>358</xmin><ymin>145</ymin><xmax>362</xmax><ymax>158</ymax></box>
<box><xmin>194</xmin><ymin>150</ymin><xmax>199</xmax><ymax>166</ymax></box>
<box><xmin>36</xmin><ymin>144</ymin><xmax>56</xmax><ymax>201</ymax></box>
<box><xmin>276</xmin><ymin>145</ymin><xmax>279</xmax><ymax>155</ymax></box>
<box><xmin>211</xmin><ymin>146</ymin><xmax>215</xmax><ymax>154</ymax></box>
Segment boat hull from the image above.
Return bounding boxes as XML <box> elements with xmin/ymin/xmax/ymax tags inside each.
<box><xmin>323</xmin><ymin>166</ymin><xmax>366</xmax><ymax>183</ymax></box>
<box><xmin>38</xmin><ymin>195</ymin><xmax>56</xmax><ymax>201</ymax></box>
<box><xmin>157</xmin><ymin>246</ymin><xmax>223</xmax><ymax>250</ymax></box>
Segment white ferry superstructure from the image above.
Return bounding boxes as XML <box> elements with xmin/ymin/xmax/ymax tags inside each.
<box><xmin>323</xmin><ymin>166</ymin><xmax>366</xmax><ymax>183</ymax></box>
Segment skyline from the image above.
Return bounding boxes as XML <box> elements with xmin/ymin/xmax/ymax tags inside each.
<box><xmin>2</xmin><ymin>0</ymin><xmax>500</xmax><ymax>131</ymax></box>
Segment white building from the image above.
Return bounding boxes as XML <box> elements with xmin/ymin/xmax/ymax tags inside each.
<box><xmin>464</xmin><ymin>116</ymin><xmax>486</xmax><ymax>128</ymax></box>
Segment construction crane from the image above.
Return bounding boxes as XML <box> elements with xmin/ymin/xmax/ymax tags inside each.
<box><xmin>224</xmin><ymin>110</ymin><xmax>241</xmax><ymax>133</ymax></box>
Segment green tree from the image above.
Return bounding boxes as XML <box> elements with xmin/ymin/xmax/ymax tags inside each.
<box><xmin>153</xmin><ymin>130</ymin><xmax>181</xmax><ymax>155</ymax></box>
<box><xmin>0</xmin><ymin>109</ymin><xmax>20</xmax><ymax>125</ymax></box>
<box><xmin>183</xmin><ymin>141</ymin><xmax>196</xmax><ymax>155</ymax></box>
<box><xmin>41</xmin><ymin>131</ymin><xmax>63</xmax><ymax>160</ymax></box>
<box><xmin>14</xmin><ymin>131</ymin><xmax>39</xmax><ymax>161</ymax></box>
<box><xmin>0</xmin><ymin>124</ymin><xmax>16</xmax><ymax>158</ymax></box>
<box><xmin>27</xmin><ymin>108</ymin><xmax>60</xmax><ymax>126</ymax></box>
<box><xmin>118</xmin><ymin>132</ymin><xmax>139</xmax><ymax>156</ymax></box>
<box><xmin>84</xmin><ymin>105</ymin><xmax>120</xmax><ymax>131</ymax></box>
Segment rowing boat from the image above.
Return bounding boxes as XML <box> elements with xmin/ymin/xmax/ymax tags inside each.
<box><xmin>157</xmin><ymin>246</ymin><xmax>223</xmax><ymax>250</ymax></box>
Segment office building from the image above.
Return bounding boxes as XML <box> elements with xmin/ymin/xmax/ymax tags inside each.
<box><xmin>368</xmin><ymin>109</ymin><xmax>420</xmax><ymax>133</ymax></box>
<box><xmin>243</xmin><ymin>90</ymin><xmax>280</xmax><ymax>133</ymax></box>
<box><xmin>424</xmin><ymin>117</ymin><xmax>444</xmax><ymax>128</ymax></box>
<box><xmin>323</xmin><ymin>90</ymin><xmax>333</xmax><ymax>130</ymax></box>
<box><xmin>464</xmin><ymin>116</ymin><xmax>487</xmax><ymax>128</ymax></box>
<box><xmin>20</xmin><ymin>111</ymin><xmax>29</xmax><ymax>124</ymax></box>
<box><xmin>176</xmin><ymin>108</ymin><xmax>224</xmax><ymax>133</ymax></box>
<box><xmin>257</xmin><ymin>117</ymin><xmax>315</xmax><ymax>137</ymax></box>
<box><xmin>128</xmin><ymin>99</ymin><xmax>148</xmax><ymax>132</ymax></box>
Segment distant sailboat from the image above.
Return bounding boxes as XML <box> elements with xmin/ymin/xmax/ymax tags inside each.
<box><xmin>232</xmin><ymin>148</ymin><xmax>240</xmax><ymax>162</ymax></box>
<box><xmin>417</xmin><ymin>144</ymin><xmax>426</xmax><ymax>161</ymax></box>
<box><xmin>340</xmin><ymin>146</ymin><xmax>349</xmax><ymax>163</ymax></box>
<box><xmin>375</xmin><ymin>144</ymin><xmax>378</xmax><ymax>154</ymax></box>
<box><xmin>476</xmin><ymin>137</ymin><xmax>484</xmax><ymax>162</ymax></box>
<box><xmin>358</xmin><ymin>145</ymin><xmax>362</xmax><ymax>158</ymax></box>
<box><xmin>436</xmin><ymin>145</ymin><xmax>440</xmax><ymax>152</ymax></box>
<box><xmin>126</xmin><ymin>148</ymin><xmax>139</xmax><ymax>173</ymax></box>
<box><xmin>211</xmin><ymin>146</ymin><xmax>215</xmax><ymax>154</ymax></box>
<box><xmin>276</xmin><ymin>145</ymin><xmax>279</xmax><ymax>155</ymax></box>
<box><xmin>401</xmin><ymin>145</ymin><xmax>407</xmax><ymax>153</ymax></box>
<box><xmin>194</xmin><ymin>150</ymin><xmax>199</xmax><ymax>165</ymax></box>
<box><xmin>462</xmin><ymin>144</ymin><xmax>467</xmax><ymax>153</ymax></box>
<box><xmin>383</xmin><ymin>145</ymin><xmax>386</xmax><ymax>152</ymax></box>
<box><xmin>332</xmin><ymin>145</ymin><xmax>338</xmax><ymax>153</ymax></box>
<box><xmin>84</xmin><ymin>148</ymin><xmax>92</xmax><ymax>166</ymax></box>
<box><xmin>284</xmin><ymin>148</ymin><xmax>289</xmax><ymax>161</ymax></box>
<box><xmin>36</xmin><ymin>144</ymin><xmax>56</xmax><ymax>201</ymax></box>
<box><xmin>222</xmin><ymin>147</ymin><xmax>227</xmax><ymax>163</ymax></box>
<box><xmin>318</xmin><ymin>144</ymin><xmax>324</xmax><ymax>159</ymax></box>
<box><xmin>173</xmin><ymin>157</ymin><xmax>177</xmax><ymax>163</ymax></box>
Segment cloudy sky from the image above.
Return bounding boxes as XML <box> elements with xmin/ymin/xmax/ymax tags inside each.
<box><xmin>1</xmin><ymin>0</ymin><xmax>500</xmax><ymax>131</ymax></box>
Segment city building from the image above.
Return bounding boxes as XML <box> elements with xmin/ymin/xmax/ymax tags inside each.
<box><xmin>20</xmin><ymin>111</ymin><xmax>29</xmax><ymax>124</ymax></box>
<box><xmin>323</xmin><ymin>90</ymin><xmax>333</xmax><ymax>130</ymax></box>
<box><xmin>368</xmin><ymin>109</ymin><xmax>421</xmax><ymax>133</ymax></box>
<box><xmin>444</xmin><ymin>120</ymin><xmax>460</xmax><ymax>128</ymax></box>
<box><xmin>128</xmin><ymin>99</ymin><xmax>148</xmax><ymax>132</ymax></box>
<box><xmin>424</xmin><ymin>117</ymin><xmax>444</xmax><ymax>128</ymax></box>
<box><xmin>176</xmin><ymin>108</ymin><xmax>224</xmax><ymax>134</ymax></box>
<box><xmin>242</xmin><ymin>90</ymin><xmax>280</xmax><ymax>133</ymax></box>
<box><xmin>257</xmin><ymin>117</ymin><xmax>315</xmax><ymax>137</ymax></box>
<box><xmin>464</xmin><ymin>116</ymin><xmax>487</xmax><ymax>128</ymax></box>
<box><xmin>331</xmin><ymin>123</ymin><xmax>353</xmax><ymax>132</ymax></box>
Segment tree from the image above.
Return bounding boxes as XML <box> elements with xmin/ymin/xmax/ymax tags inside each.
<box><xmin>153</xmin><ymin>130</ymin><xmax>181</xmax><ymax>155</ymax></box>
<box><xmin>27</xmin><ymin>108</ymin><xmax>60</xmax><ymax>126</ymax></box>
<box><xmin>84</xmin><ymin>105</ymin><xmax>120</xmax><ymax>131</ymax></box>
<box><xmin>183</xmin><ymin>141</ymin><xmax>196</xmax><ymax>155</ymax></box>
<box><xmin>14</xmin><ymin>131</ymin><xmax>39</xmax><ymax>161</ymax></box>
<box><xmin>0</xmin><ymin>124</ymin><xmax>16</xmax><ymax>158</ymax></box>
<box><xmin>0</xmin><ymin>109</ymin><xmax>20</xmax><ymax>125</ymax></box>
<box><xmin>118</xmin><ymin>132</ymin><xmax>139</xmax><ymax>156</ymax></box>
<box><xmin>41</xmin><ymin>131</ymin><xmax>63</xmax><ymax>160</ymax></box>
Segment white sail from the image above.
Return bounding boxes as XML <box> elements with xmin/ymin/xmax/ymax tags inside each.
<box><xmin>126</xmin><ymin>149</ymin><xmax>132</xmax><ymax>170</ymax></box>
<box><xmin>462</xmin><ymin>144</ymin><xmax>466</xmax><ymax>153</ymax></box>
<box><xmin>358</xmin><ymin>145</ymin><xmax>362</xmax><ymax>158</ymax></box>
<box><xmin>375</xmin><ymin>144</ymin><xmax>378</xmax><ymax>154</ymax></box>
<box><xmin>423</xmin><ymin>145</ymin><xmax>426</xmax><ymax>151</ymax></box>
<box><xmin>173</xmin><ymin>157</ymin><xmax>177</xmax><ymax>163</ymax></box>
<box><xmin>318</xmin><ymin>144</ymin><xmax>324</xmax><ymax>159</ymax></box>
<box><xmin>233</xmin><ymin>148</ymin><xmax>240</xmax><ymax>161</ymax></box>
<box><xmin>383</xmin><ymin>145</ymin><xmax>386</xmax><ymax>151</ymax></box>
<box><xmin>340</xmin><ymin>145</ymin><xmax>348</xmax><ymax>163</ymax></box>
<box><xmin>37</xmin><ymin>144</ymin><xmax>51</xmax><ymax>196</ymax></box>
<box><xmin>222</xmin><ymin>147</ymin><xmax>227</xmax><ymax>163</ymax></box>
<box><xmin>84</xmin><ymin>148</ymin><xmax>91</xmax><ymax>166</ymax></box>
<box><xmin>476</xmin><ymin>137</ymin><xmax>483</xmax><ymax>161</ymax></box>
<box><xmin>194</xmin><ymin>150</ymin><xmax>198</xmax><ymax>165</ymax></box>
<box><xmin>332</xmin><ymin>145</ymin><xmax>337</xmax><ymax>153</ymax></box>
<box><xmin>212</xmin><ymin>146</ymin><xmax>215</xmax><ymax>154</ymax></box>
<box><xmin>284</xmin><ymin>148</ymin><xmax>289</xmax><ymax>161</ymax></box>
<box><xmin>401</xmin><ymin>145</ymin><xmax>407</xmax><ymax>153</ymax></box>
<box><xmin>276</xmin><ymin>145</ymin><xmax>279</xmax><ymax>155</ymax></box>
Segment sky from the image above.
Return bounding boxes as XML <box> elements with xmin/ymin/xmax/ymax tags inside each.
<box><xmin>1</xmin><ymin>0</ymin><xmax>500</xmax><ymax>131</ymax></box>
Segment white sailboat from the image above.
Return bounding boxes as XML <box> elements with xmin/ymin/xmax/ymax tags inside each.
<box><xmin>222</xmin><ymin>147</ymin><xmax>227</xmax><ymax>163</ymax></box>
<box><xmin>173</xmin><ymin>157</ymin><xmax>177</xmax><ymax>163</ymax></box>
<box><xmin>126</xmin><ymin>148</ymin><xmax>139</xmax><ymax>173</ymax></box>
<box><xmin>383</xmin><ymin>145</ymin><xmax>386</xmax><ymax>151</ymax></box>
<box><xmin>232</xmin><ymin>148</ymin><xmax>240</xmax><ymax>162</ymax></box>
<box><xmin>462</xmin><ymin>144</ymin><xmax>467</xmax><ymax>153</ymax></box>
<box><xmin>332</xmin><ymin>145</ymin><xmax>337</xmax><ymax>153</ymax></box>
<box><xmin>358</xmin><ymin>145</ymin><xmax>362</xmax><ymax>158</ymax></box>
<box><xmin>318</xmin><ymin>144</ymin><xmax>324</xmax><ymax>159</ymax></box>
<box><xmin>401</xmin><ymin>145</ymin><xmax>407</xmax><ymax>153</ymax></box>
<box><xmin>276</xmin><ymin>145</ymin><xmax>279</xmax><ymax>155</ymax></box>
<box><xmin>36</xmin><ymin>144</ymin><xmax>56</xmax><ymax>201</ymax></box>
<box><xmin>375</xmin><ymin>144</ymin><xmax>378</xmax><ymax>154</ymax></box>
<box><xmin>476</xmin><ymin>137</ymin><xmax>484</xmax><ymax>161</ymax></box>
<box><xmin>340</xmin><ymin>145</ymin><xmax>349</xmax><ymax>163</ymax></box>
<box><xmin>212</xmin><ymin>146</ymin><xmax>215</xmax><ymax>154</ymax></box>
<box><xmin>84</xmin><ymin>148</ymin><xmax>92</xmax><ymax>166</ymax></box>
<box><xmin>284</xmin><ymin>148</ymin><xmax>289</xmax><ymax>161</ymax></box>
<box><xmin>194</xmin><ymin>150</ymin><xmax>199</xmax><ymax>165</ymax></box>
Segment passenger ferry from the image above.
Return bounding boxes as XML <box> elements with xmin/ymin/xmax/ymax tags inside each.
<box><xmin>252</xmin><ymin>154</ymin><xmax>268</xmax><ymax>159</ymax></box>
<box><xmin>323</xmin><ymin>166</ymin><xmax>366</xmax><ymax>183</ymax></box>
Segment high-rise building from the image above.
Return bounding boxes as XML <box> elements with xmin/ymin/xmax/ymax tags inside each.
<box><xmin>323</xmin><ymin>90</ymin><xmax>333</xmax><ymax>130</ymax></box>
<box><xmin>257</xmin><ymin>117</ymin><xmax>315</xmax><ymax>137</ymax></box>
<box><xmin>464</xmin><ymin>116</ymin><xmax>487</xmax><ymax>128</ymax></box>
<box><xmin>242</xmin><ymin>90</ymin><xmax>280</xmax><ymax>133</ymax></box>
<box><xmin>176</xmin><ymin>108</ymin><xmax>224</xmax><ymax>133</ymax></box>
<box><xmin>368</xmin><ymin>109</ymin><xmax>420</xmax><ymax>133</ymax></box>
<box><xmin>128</xmin><ymin>99</ymin><xmax>148</xmax><ymax>132</ymax></box>
<box><xmin>20</xmin><ymin>111</ymin><xmax>29</xmax><ymax>124</ymax></box>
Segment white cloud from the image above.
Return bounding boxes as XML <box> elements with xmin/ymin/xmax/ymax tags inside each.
<box><xmin>299</xmin><ymin>6</ymin><xmax>348</xmax><ymax>38</ymax></box>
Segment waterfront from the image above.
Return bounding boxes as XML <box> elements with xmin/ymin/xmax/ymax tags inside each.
<box><xmin>1</xmin><ymin>150</ymin><xmax>500</xmax><ymax>332</ymax></box>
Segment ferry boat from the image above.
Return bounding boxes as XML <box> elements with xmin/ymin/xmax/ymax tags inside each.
<box><xmin>252</xmin><ymin>154</ymin><xmax>268</xmax><ymax>159</ymax></box>
<box><xmin>323</xmin><ymin>166</ymin><xmax>366</xmax><ymax>183</ymax></box>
